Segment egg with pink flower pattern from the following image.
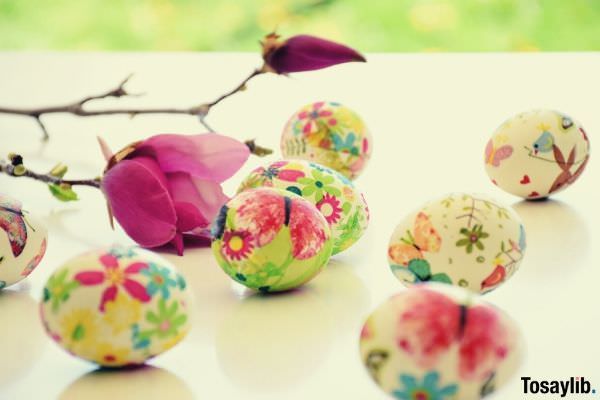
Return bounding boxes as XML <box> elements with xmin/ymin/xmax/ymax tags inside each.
<box><xmin>281</xmin><ymin>101</ymin><xmax>372</xmax><ymax>180</ymax></box>
<box><xmin>211</xmin><ymin>188</ymin><xmax>333</xmax><ymax>292</ymax></box>
<box><xmin>0</xmin><ymin>193</ymin><xmax>47</xmax><ymax>289</ymax></box>
<box><xmin>359</xmin><ymin>284</ymin><xmax>523</xmax><ymax>400</ymax></box>
<box><xmin>39</xmin><ymin>245</ymin><xmax>191</xmax><ymax>367</ymax></box>
<box><xmin>238</xmin><ymin>160</ymin><xmax>369</xmax><ymax>255</ymax></box>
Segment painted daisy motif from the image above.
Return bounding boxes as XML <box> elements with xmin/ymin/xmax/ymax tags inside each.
<box><xmin>316</xmin><ymin>193</ymin><xmax>342</xmax><ymax>224</ymax></box>
<box><xmin>141</xmin><ymin>263</ymin><xmax>178</xmax><ymax>299</ymax></box>
<box><xmin>222</xmin><ymin>230</ymin><xmax>254</xmax><ymax>261</ymax></box>
<box><xmin>297</xmin><ymin>101</ymin><xmax>336</xmax><ymax>135</ymax></box>
<box><xmin>392</xmin><ymin>371</ymin><xmax>458</xmax><ymax>400</ymax></box>
<box><xmin>73</xmin><ymin>253</ymin><xmax>151</xmax><ymax>311</ymax></box>
<box><xmin>297</xmin><ymin>169</ymin><xmax>341</xmax><ymax>202</ymax></box>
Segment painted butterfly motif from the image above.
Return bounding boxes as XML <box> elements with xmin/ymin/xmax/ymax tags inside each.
<box><xmin>388</xmin><ymin>212</ymin><xmax>442</xmax><ymax>266</ymax></box>
<box><xmin>485</xmin><ymin>139</ymin><xmax>513</xmax><ymax>167</ymax></box>
<box><xmin>0</xmin><ymin>195</ymin><xmax>28</xmax><ymax>258</ymax></box>
<box><xmin>396</xmin><ymin>288</ymin><xmax>510</xmax><ymax>381</ymax></box>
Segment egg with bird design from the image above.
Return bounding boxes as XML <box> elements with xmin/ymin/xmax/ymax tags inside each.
<box><xmin>485</xmin><ymin>109</ymin><xmax>590</xmax><ymax>199</ymax></box>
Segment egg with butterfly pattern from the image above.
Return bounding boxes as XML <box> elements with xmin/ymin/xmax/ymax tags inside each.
<box><xmin>388</xmin><ymin>193</ymin><xmax>526</xmax><ymax>294</ymax></box>
<box><xmin>359</xmin><ymin>284</ymin><xmax>523</xmax><ymax>400</ymax></box>
<box><xmin>484</xmin><ymin>109</ymin><xmax>590</xmax><ymax>199</ymax></box>
<box><xmin>0</xmin><ymin>194</ymin><xmax>47</xmax><ymax>289</ymax></box>
<box><xmin>280</xmin><ymin>101</ymin><xmax>372</xmax><ymax>180</ymax></box>
<box><xmin>237</xmin><ymin>160</ymin><xmax>369</xmax><ymax>255</ymax></box>
<box><xmin>211</xmin><ymin>188</ymin><xmax>333</xmax><ymax>293</ymax></box>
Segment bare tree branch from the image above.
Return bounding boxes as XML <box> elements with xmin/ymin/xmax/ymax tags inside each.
<box><xmin>0</xmin><ymin>69</ymin><xmax>266</xmax><ymax>141</ymax></box>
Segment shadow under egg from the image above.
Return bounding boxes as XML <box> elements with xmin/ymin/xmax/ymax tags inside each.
<box><xmin>0</xmin><ymin>290</ymin><xmax>47</xmax><ymax>386</ymax></box>
<box><xmin>513</xmin><ymin>199</ymin><xmax>590</xmax><ymax>281</ymax></box>
<box><xmin>214</xmin><ymin>261</ymin><xmax>369</xmax><ymax>393</ymax></box>
<box><xmin>59</xmin><ymin>365</ymin><xmax>194</xmax><ymax>400</ymax></box>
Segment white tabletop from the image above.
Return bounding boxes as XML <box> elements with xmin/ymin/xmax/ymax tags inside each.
<box><xmin>0</xmin><ymin>52</ymin><xmax>599</xmax><ymax>399</ymax></box>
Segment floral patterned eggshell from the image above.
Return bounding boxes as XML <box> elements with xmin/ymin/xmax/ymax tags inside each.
<box><xmin>237</xmin><ymin>160</ymin><xmax>369</xmax><ymax>255</ymax></box>
<box><xmin>0</xmin><ymin>194</ymin><xmax>47</xmax><ymax>289</ymax></box>
<box><xmin>40</xmin><ymin>245</ymin><xmax>191</xmax><ymax>367</ymax></box>
<box><xmin>359</xmin><ymin>284</ymin><xmax>523</xmax><ymax>400</ymax></box>
<box><xmin>211</xmin><ymin>187</ymin><xmax>333</xmax><ymax>292</ymax></box>
<box><xmin>388</xmin><ymin>193</ymin><xmax>526</xmax><ymax>294</ymax></box>
<box><xmin>281</xmin><ymin>101</ymin><xmax>372</xmax><ymax>180</ymax></box>
<box><xmin>485</xmin><ymin>109</ymin><xmax>590</xmax><ymax>199</ymax></box>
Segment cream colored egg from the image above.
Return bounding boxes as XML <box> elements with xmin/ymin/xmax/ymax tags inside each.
<box><xmin>280</xmin><ymin>101</ymin><xmax>373</xmax><ymax>180</ymax></box>
<box><xmin>0</xmin><ymin>194</ymin><xmax>47</xmax><ymax>289</ymax></box>
<box><xmin>237</xmin><ymin>160</ymin><xmax>369</xmax><ymax>254</ymax></box>
<box><xmin>485</xmin><ymin>109</ymin><xmax>590</xmax><ymax>199</ymax></box>
<box><xmin>40</xmin><ymin>245</ymin><xmax>192</xmax><ymax>367</ymax></box>
<box><xmin>359</xmin><ymin>284</ymin><xmax>523</xmax><ymax>400</ymax></box>
<box><xmin>388</xmin><ymin>193</ymin><xmax>525</xmax><ymax>294</ymax></box>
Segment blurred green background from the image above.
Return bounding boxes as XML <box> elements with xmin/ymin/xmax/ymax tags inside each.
<box><xmin>1</xmin><ymin>0</ymin><xmax>599</xmax><ymax>51</ymax></box>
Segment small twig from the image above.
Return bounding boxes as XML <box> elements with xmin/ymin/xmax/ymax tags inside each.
<box><xmin>0</xmin><ymin>159</ymin><xmax>101</xmax><ymax>189</ymax></box>
<box><xmin>206</xmin><ymin>68</ymin><xmax>265</xmax><ymax>108</ymax></box>
<box><xmin>0</xmin><ymin>69</ymin><xmax>266</xmax><ymax>140</ymax></box>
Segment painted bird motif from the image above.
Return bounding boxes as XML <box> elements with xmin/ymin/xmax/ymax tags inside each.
<box><xmin>532</xmin><ymin>131</ymin><xmax>555</xmax><ymax>154</ymax></box>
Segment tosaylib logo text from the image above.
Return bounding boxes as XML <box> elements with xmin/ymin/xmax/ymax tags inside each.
<box><xmin>522</xmin><ymin>376</ymin><xmax>596</xmax><ymax>397</ymax></box>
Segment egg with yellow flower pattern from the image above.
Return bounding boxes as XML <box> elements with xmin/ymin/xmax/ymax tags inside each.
<box><xmin>39</xmin><ymin>246</ymin><xmax>191</xmax><ymax>367</ymax></box>
<box><xmin>238</xmin><ymin>160</ymin><xmax>369</xmax><ymax>254</ymax></box>
<box><xmin>281</xmin><ymin>101</ymin><xmax>372</xmax><ymax>180</ymax></box>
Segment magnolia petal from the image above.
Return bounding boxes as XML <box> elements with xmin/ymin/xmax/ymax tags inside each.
<box><xmin>102</xmin><ymin>157</ymin><xmax>177</xmax><ymax>248</ymax></box>
<box><xmin>167</xmin><ymin>172</ymin><xmax>229</xmax><ymax>225</ymax></box>
<box><xmin>137</xmin><ymin>133</ymin><xmax>250</xmax><ymax>183</ymax></box>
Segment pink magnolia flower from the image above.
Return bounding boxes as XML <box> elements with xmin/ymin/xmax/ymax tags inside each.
<box><xmin>74</xmin><ymin>253</ymin><xmax>150</xmax><ymax>311</ymax></box>
<box><xmin>100</xmin><ymin>133</ymin><xmax>250</xmax><ymax>255</ymax></box>
<box><xmin>261</xmin><ymin>33</ymin><xmax>366</xmax><ymax>74</ymax></box>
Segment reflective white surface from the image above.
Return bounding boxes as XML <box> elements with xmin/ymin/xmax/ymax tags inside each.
<box><xmin>0</xmin><ymin>52</ymin><xmax>599</xmax><ymax>399</ymax></box>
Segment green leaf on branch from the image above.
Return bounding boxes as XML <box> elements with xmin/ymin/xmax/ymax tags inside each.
<box><xmin>48</xmin><ymin>183</ymin><xmax>79</xmax><ymax>202</ymax></box>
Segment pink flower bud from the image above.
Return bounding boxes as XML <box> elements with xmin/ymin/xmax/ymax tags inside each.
<box><xmin>262</xmin><ymin>33</ymin><xmax>366</xmax><ymax>74</ymax></box>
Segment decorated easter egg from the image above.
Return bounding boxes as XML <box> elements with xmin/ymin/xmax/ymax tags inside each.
<box><xmin>238</xmin><ymin>160</ymin><xmax>369</xmax><ymax>254</ymax></box>
<box><xmin>359</xmin><ymin>284</ymin><xmax>523</xmax><ymax>400</ymax></box>
<box><xmin>0</xmin><ymin>194</ymin><xmax>47</xmax><ymax>289</ymax></box>
<box><xmin>40</xmin><ymin>245</ymin><xmax>191</xmax><ymax>367</ymax></box>
<box><xmin>280</xmin><ymin>101</ymin><xmax>372</xmax><ymax>180</ymax></box>
<box><xmin>485</xmin><ymin>109</ymin><xmax>590</xmax><ymax>199</ymax></box>
<box><xmin>211</xmin><ymin>187</ymin><xmax>333</xmax><ymax>292</ymax></box>
<box><xmin>388</xmin><ymin>193</ymin><xmax>525</xmax><ymax>294</ymax></box>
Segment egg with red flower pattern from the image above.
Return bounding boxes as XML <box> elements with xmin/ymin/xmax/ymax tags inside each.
<box><xmin>211</xmin><ymin>188</ymin><xmax>333</xmax><ymax>292</ymax></box>
<box><xmin>0</xmin><ymin>193</ymin><xmax>47</xmax><ymax>289</ymax></box>
<box><xmin>39</xmin><ymin>246</ymin><xmax>192</xmax><ymax>367</ymax></box>
<box><xmin>238</xmin><ymin>160</ymin><xmax>369</xmax><ymax>255</ymax></box>
<box><xmin>359</xmin><ymin>284</ymin><xmax>523</xmax><ymax>400</ymax></box>
<box><xmin>281</xmin><ymin>101</ymin><xmax>372</xmax><ymax>180</ymax></box>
